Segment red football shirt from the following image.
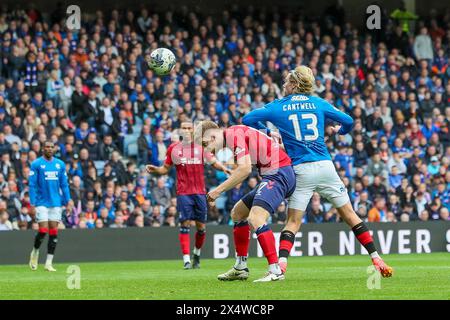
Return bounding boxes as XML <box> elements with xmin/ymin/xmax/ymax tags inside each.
<box><xmin>224</xmin><ymin>125</ymin><xmax>292</xmax><ymax>174</ymax></box>
<box><xmin>165</xmin><ymin>141</ymin><xmax>213</xmax><ymax>195</ymax></box>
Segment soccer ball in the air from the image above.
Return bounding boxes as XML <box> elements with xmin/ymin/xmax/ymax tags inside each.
<box><xmin>147</xmin><ymin>48</ymin><xmax>176</xmax><ymax>76</ymax></box>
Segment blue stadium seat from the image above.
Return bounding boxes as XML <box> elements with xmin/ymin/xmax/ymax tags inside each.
<box><xmin>94</xmin><ymin>161</ymin><xmax>106</xmax><ymax>176</ymax></box>
<box><xmin>123</xmin><ymin>134</ymin><xmax>139</xmax><ymax>156</ymax></box>
<box><xmin>215</xmin><ymin>194</ymin><xmax>227</xmax><ymax>210</ymax></box>
<box><xmin>127</xmin><ymin>142</ymin><xmax>138</xmax><ymax>157</ymax></box>
<box><xmin>132</xmin><ymin>124</ymin><xmax>143</xmax><ymax>135</ymax></box>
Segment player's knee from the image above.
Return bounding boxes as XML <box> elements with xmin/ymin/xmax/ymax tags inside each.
<box><xmin>181</xmin><ymin>220</ymin><xmax>191</xmax><ymax>227</ymax></box>
<box><xmin>230</xmin><ymin>207</ymin><xmax>245</xmax><ymax>222</ymax></box>
<box><xmin>247</xmin><ymin>211</ymin><xmax>268</xmax><ymax>229</ymax></box>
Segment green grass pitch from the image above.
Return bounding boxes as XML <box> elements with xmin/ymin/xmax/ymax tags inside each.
<box><xmin>0</xmin><ymin>253</ymin><xmax>449</xmax><ymax>300</ymax></box>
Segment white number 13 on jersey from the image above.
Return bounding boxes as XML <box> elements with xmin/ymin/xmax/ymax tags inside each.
<box><xmin>288</xmin><ymin>113</ymin><xmax>319</xmax><ymax>141</ymax></box>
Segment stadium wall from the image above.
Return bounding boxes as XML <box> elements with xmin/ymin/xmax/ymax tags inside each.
<box><xmin>1</xmin><ymin>221</ymin><xmax>449</xmax><ymax>264</ymax></box>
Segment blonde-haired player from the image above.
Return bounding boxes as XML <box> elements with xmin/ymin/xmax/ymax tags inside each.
<box><xmin>243</xmin><ymin>66</ymin><xmax>393</xmax><ymax>278</ymax></box>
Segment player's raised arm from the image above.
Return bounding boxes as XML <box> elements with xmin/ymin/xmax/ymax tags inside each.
<box><xmin>146</xmin><ymin>163</ymin><xmax>171</xmax><ymax>175</ymax></box>
<box><xmin>323</xmin><ymin>102</ymin><xmax>354</xmax><ymax>135</ymax></box>
<box><xmin>242</xmin><ymin>106</ymin><xmax>272</xmax><ymax>131</ymax></box>
<box><xmin>206</xmin><ymin>154</ymin><xmax>252</xmax><ymax>203</ymax></box>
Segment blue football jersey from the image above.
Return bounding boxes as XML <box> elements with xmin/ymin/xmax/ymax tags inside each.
<box><xmin>29</xmin><ymin>156</ymin><xmax>71</xmax><ymax>207</ymax></box>
<box><xmin>242</xmin><ymin>94</ymin><xmax>354</xmax><ymax>165</ymax></box>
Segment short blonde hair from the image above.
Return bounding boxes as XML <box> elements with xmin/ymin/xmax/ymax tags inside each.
<box><xmin>288</xmin><ymin>66</ymin><xmax>315</xmax><ymax>95</ymax></box>
<box><xmin>194</xmin><ymin>120</ymin><xmax>219</xmax><ymax>145</ymax></box>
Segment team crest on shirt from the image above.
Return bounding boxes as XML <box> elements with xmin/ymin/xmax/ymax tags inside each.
<box><xmin>55</xmin><ymin>163</ymin><xmax>61</xmax><ymax>169</ymax></box>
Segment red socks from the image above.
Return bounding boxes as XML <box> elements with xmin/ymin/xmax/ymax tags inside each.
<box><xmin>180</xmin><ymin>228</ymin><xmax>207</xmax><ymax>255</ymax></box>
<box><xmin>195</xmin><ymin>230</ymin><xmax>206</xmax><ymax>250</ymax></box>
<box><xmin>352</xmin><ymin>222</ymin><xmax>377</xmax><ymax>254</ymax></box>
<box><xmin>179</xmin><ymin>227</ymin><xmax>190</xmax><ymax>255</ymax></box>
<box><xmin>255</xmin><ymin>225</ymin><xmax>278</xmax><ymax>265</ymax></box>
<box><xmin>279</xmin><ymin>230</ymin><xmax>296</xmax><ymax>258</ymax></box>
<box><xmin>233</xmin><ymin>221</ymin><xmax>250</xmax><ymax>256</ymax></box>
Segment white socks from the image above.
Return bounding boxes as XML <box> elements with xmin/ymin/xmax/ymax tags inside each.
<box><xmin>279</xmin><ymin>257</ymin><xmax>287</xmax><ymax>264</ymax></box>
<box><xmin>234</xmin><ymin>256</ymin><xmax>248</xmax><ymax>270</ymax></box>
<box><xmin>183</xmin><ymin>254</ymin><xmax>190</xmax><ymax>264</ymax></box>
<box><xmin>234</xmin><ymin>257</ymin><xmax>282</xmax><ymax>274</ymax></box>
<box><xmin>269</xmin><ymin>263</ymin><xmax>282</xmax><ymax>275</ymax></box>
<box><xmin>45</xmin><ymin>254</ymin><xmax>54</xmax><ymax>266</ymax></box>
<box><xmin>193</xmin><ymin>247</ymin><xmax>201</xmax><ymax>256</ymax></box>
<box><xmin>370</xmin><ymin>252</ymin><xmax>380</xmax><ymax>259</ymax></box>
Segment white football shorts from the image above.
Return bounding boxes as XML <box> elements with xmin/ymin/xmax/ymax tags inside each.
<box><xmin>288</xmin><ymin>160</ymin><xmax>350</xmax><ymax>212</ymax></box>
<box><xmin>36</xmin><ymin>206</ymin><xmax>63</xmax><ymax>222</ymax></box>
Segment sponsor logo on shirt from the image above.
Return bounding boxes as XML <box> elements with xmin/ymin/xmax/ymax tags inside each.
<box><xmin>179</xmin><ymin>157</ymin><xmax>203</xmax><ymax>165</ymax></box>
<box><xmin>235</xmin><ymin>147</ymin><xmax>245</xmax><ymax>156</ymax></box>
<box><xmin>44</xmin><ymin>171</ymin><xmax>59</xmax><ymax>180</ymax></box>
<box><xmin>291</xmin><ymin>95</ymin><xmax>309</xmax><ymax>101</ymax></box>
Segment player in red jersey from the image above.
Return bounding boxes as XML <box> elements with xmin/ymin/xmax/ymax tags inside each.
<box><xmin>196</xmin><ymin>121</ymin><xmax>296</xmax><ymax>282</ymax></box>
<box><xmin>146</xmin><ymin>122</ymin><xmax>230</xmax><ymax>269</ymax></box>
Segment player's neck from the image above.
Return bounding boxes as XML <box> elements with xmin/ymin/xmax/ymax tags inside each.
<box><xmin>181</xmin><ymin>138</ymin><xmax>192</xmax><ymax>145</ymax></box>
<box><xmin>43</xmin><ymin>155</ymin><xmax>53</xmax><ymax>162</ymax></box>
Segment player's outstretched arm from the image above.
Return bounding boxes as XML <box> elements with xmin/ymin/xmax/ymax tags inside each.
<box><xmin>324</xmin><ymin>102</ymin><xmax>354</xmax><ymax>135</ymax></box>
<box><xmin>242</xmin><ymin>106</ymin><xmax>271</xmax><ymax>132</ymax></box>
<box><xmin>206</xmin><ymin>154</ymin><xmax>252</xmax><ymax>202</ymax></box>
<box><xmin>146</xmin><ymin>163</ymin><xmax>171</xmax><ymax>175</ymax></box>
<box><xmin>210</xmin><ymin>156</ymin><xmax>232</xmax><ymax>175</ymax></box>
<box><xmin>147</xmin><ymin>143</ymin><xmax>175</xmax><ymax>175</ymax></box>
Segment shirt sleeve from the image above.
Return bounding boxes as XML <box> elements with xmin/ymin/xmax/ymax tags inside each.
<box><xmin>59</xmin><ymin>162</ymin><xmax>71</xmax><ymax>206</ymax></box>
<box><xmin>28</xmin><ymin>161</ymin><xmax>38</xmax><ymax>206</ymax></box>
<box><xmin>322</xmin><ymin>101</ymin><xmax>354</xmax><ymax>135</ymax></box>
<box><xmin>164</xmin><ymin>143</ymin><xmax>174</xmax><ymax>166</ymax></box>
<box><xmin>242</xmin><ymin>106</ymin><xmax>272</xmax><ymax>131</ymax></box>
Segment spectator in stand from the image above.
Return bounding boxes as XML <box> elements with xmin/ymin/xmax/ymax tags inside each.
<box><xmin>152</xmin><ymin>177</ymin><xmax>171</xmax><ymax>209</ymax></box>
<box><xmin>368</xmin><ymin>197</ymin><xmax>387</xmax><ymax>222</ymax></box>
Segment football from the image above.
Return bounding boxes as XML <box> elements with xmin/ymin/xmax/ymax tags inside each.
<box><xmin>147</xmin><ymin>48</ymin><xmax>176</xmax><ymax>76</ymax></box>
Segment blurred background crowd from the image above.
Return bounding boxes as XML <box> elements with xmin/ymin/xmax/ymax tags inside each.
<box><xmin>0</xmin><ymin>2</ymin><xmax>449</xmax><ymax>231</ymax></box>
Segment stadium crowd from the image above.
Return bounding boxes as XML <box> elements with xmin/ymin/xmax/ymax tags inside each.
<box><xmin>0</xmin><ymin>3</ymin><xmax>449</xmax><ymax>231</ymax></box>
